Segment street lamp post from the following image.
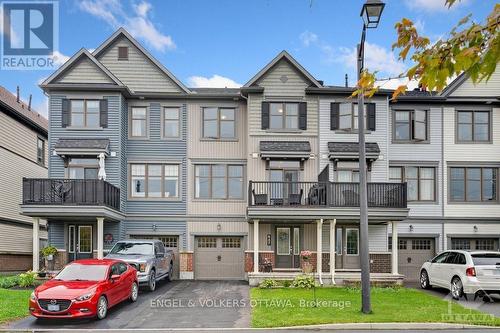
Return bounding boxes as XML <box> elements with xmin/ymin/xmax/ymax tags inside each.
<box><xmin>357</xmin><ymin>0</ymin><xmax>385</xmax><ymax>314</ymax></box>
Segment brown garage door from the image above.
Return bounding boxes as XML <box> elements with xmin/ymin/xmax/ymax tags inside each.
<box><xmin>397</xmin><ymin>238</ymin><xmax>435</xmax><ymax>282</ymax></box>
<box><xmin>450</xmin><ymin>238</ymin><xmax>499</xmax><ymax>251</ymax></box>
<box><xmin>194</xmin><ymin>236</ymin><xmax>244</xmax><ymax>280</ymax></box>
<box><xmin>130</xmin><ymin>235</ymin><xmax>180</xmax><ymax>279</ymax></box>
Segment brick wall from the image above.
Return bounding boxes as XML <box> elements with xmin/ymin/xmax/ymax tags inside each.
<box><xmin>0</xmin><ymin>254</ymin><xmax>32</xmax><ymax>272</ymax></box>
<box><xmin>244</xmin><ymin>252</ymin><xmax>275</xmax><ymax>272</ymax></box>
<box><xmin>300</xmin><ymin>252</ymin><xmax>317</xmax><ymax>272</ymax></box>
<box><xmin>179</xmin><ymin>252</ymin><xmax>193</xmax><ymax>272</ymax></box>
<box><xmin>369</xmin><ymin>253</ymin><xmax>391</xmax><ymax>273</ymax></box>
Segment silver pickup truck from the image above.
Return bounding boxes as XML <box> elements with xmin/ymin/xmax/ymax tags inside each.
<box><xmin>106</xmin><ymin>239</ymin><xmax>174</xmax><ymax>291</ymax></box>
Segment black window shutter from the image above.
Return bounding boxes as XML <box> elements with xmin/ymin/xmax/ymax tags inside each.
<box><xmin>100</xmin><ymin>99</ymin><xmax>108</xmax><ymax>128</ymax></box>
<box><xmin>330</xmin><ymin>102</ymin><xmax>339</xmax><ymax>130</ymax></box>
<box><xmin>261</xmin><ymin>102</ymin><xmax>270</xmax><ymax>130</ymax></box>
<box><xmin>61</xmin><ymin>99</ymin><xmax>70</xmax><ymax>128</ymax></box>
<box><xmin>299</xmin><ymin>102</ymin><xmax>307</xmax><ymax>130</ymax></box>
<box><xmin>367</xmin><ymin>103</ymin><xmax>376</xmax><ymax>131</ymax></box>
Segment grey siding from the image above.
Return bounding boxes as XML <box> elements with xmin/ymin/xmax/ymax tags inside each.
<box><xmin>48</xmin><ymin>222</ymin><xmax>65</xmax><ymax>249</ymax></box>
<box><xmin>125</xmin><ymin>220</ymin><xmax>187</xmax><ymax>250</ymax></box>
<box><xmin>57</xmin><ymin>57</ymin><xmax>114</xmax><ymax>84</ymax></box>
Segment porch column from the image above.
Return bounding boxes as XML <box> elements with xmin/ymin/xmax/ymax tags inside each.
<box><xmin>32</xmin><ymin>217</ymin><xmax>40</xmax><ymax>272</ymax></box>
<box><xmin>391</xmin><ymin>221</ymin><xmax>398</xmax><ymax>275</ymax></box>
<box><xmin>330</xmin><ymin>218</ymin><xmax>336</xmax><ymax>284</ymax></box>
<box><xmin>317</xmin><ymin>219</ymin><xmax>323</xmax><ymax>285</ymax></box>
<box><xmin>97</xmin><ymin>217</ymin><xmax>104</xmax><ymax>259</ymax></box>
<box><xmin>253</xmin><ymin>220</ymin><xmax>259</xmax><ymax>273</ymax></box>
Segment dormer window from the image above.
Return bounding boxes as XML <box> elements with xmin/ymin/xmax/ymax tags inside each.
<box><xmin>118</xmin><ymin>46</ymin><xmax>128</xmax><ymax>60</ymax></box>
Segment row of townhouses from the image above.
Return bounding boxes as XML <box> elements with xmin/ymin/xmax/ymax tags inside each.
<box><xmin>16</xmin><ymin>28</ymin><xmax>500</xmax><ymax>285</ymax></box>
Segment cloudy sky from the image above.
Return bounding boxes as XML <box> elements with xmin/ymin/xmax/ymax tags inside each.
<box><xmin>0</xmin><ymin>0</ymin><xmax>495</xmax><ymax>117</ymax></box>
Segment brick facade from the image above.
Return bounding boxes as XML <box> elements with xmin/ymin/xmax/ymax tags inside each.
<box><xmin>244</xmin><ymin>252</ymin><xmax>275</xmax><ymax>272</ymax></box>
<box><xmin>0</xmin><ymin>254</ymin><xmax>32</xmax><ymax>272</ymax></box>
<box><xmin>179</xmin><ymin>251</ymin><xmax>193</xmax><ymax>272</ymax></box>
<box><xmin>369</xmin><ymin>253</ymin><xmax>391</xmax><ymax>273</ymax></box>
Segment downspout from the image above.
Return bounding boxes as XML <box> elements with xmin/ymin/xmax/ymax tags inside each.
<box><xmin>317</xmin><ymin>219</ymin><xmax>324</xmax><ymax>286</ymax></box>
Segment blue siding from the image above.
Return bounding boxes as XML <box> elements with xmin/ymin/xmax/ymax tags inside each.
<box><xmin>48</xmin><ymin>222</ymin><xmax>65</xmax><ymax>248</ymax></box>
<box><xmin>103</xmin><ymin>221</ymin><xmax>122</xmax><ymax>250</ymax></box>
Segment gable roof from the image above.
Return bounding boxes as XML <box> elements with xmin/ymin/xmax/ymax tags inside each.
<box><xmin>0</xmin><ymin>86</ymin><xmax>48</xmax><ymax>136</ymax></box>
<box><xmin>244</xmin><ymin>50</ymin><xmax>322</xmax><ymax>88</ymax></box>
<box><xmin>92</xmin><ymin>28</ymin><xmax>191</xmax><ymax>94</ymax></box>
<box><xmin>41</xmin><ymin>48</ymin><xmax>125</xmax><ymax>87</ymax></box>
<box><xmin>439</xmin><ymin>72</ymin><xmax>469</xmax><ymax>97</ymax></box>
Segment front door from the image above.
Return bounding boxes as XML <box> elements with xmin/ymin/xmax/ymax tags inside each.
<box><xmin>334</xmin><ymin>226</ymin><xmax>360</xmax><ymax>269</ymax></box>
<box><xmin>68</xmin><ymin>225</ymin><xmax>93</xmax><ymax>261</ymax></box>
<box><xmin>275</xmin><ymin>226</ymin><xmax>301</xmax><ymax>268</ymax></box>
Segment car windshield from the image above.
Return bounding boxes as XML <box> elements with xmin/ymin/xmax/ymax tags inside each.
<box><xmin>471</xmin><ymin>253</ymin><xmax>500</xmax><ymax>266</ymax></box>
<box><xmin>109</xmin><ymin>242</ymin><xmax>153</xmax><ymax>255</ymax></box>
<box><xmin>55</xmin><ymin>264</ymin><xmax>108</xmax><ymax>281</ymax></box>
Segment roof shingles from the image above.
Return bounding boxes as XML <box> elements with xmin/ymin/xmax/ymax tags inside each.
<box><xmin>0</xmin><ymin>86</ymin><xmax>48</xmax><ymax>133</ymax></box>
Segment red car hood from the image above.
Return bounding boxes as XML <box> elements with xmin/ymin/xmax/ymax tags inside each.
<box><xmin>36</xmin><ymin>280</ymin><xmax>100</xmax><ymax>299</ymax></box>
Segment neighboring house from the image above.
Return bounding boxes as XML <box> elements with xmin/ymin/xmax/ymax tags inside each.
<box><xmin>0</xmin><ymin>86</ymin><xmax>48</xmax><ymax>272</ymax></box>
<box><xmin>20</xmin><ymin>27</ymin><xmax>500</xmax><ymax>284</ymax></box>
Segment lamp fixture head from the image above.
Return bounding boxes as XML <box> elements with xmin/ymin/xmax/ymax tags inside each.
<box><xmin>361</xmin><ymin>0</ymin><xmax>385</xmax><ymax>29</ymax></box>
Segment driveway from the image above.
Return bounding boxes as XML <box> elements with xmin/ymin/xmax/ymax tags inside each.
<box><xmin>406</xmin><ymin>282</ymin><xmax>500</xmax><ymax>318</ymax></box>
<box><xmin>6</xmin><ymin>280</ymin><xmax>251</xmax><ymax>330</ymax></box>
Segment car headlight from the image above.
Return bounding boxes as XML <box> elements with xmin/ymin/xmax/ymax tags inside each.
<box><xmin>75</xmin><ymin>291</ymin><xmax>95</xmax><ymax>301</ymax></box>
<box><xmin>139</xmin><ymin>263</ymin><xmax>146</xmax><ymax>272</ymax></box>
<box><xmin>30</xmin><ymin>292</ymin><xmax>36</xmax><ymax>301</ymax></box>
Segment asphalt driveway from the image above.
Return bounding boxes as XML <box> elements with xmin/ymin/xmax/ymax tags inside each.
<box><xmin>6</xmin><ymin>280</ymin><xmax>251</xmax><ymax>330</ymax></box>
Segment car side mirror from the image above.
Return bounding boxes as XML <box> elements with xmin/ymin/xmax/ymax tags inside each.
<box><xmin>110</xmin><ymin>274</ymin><xmax>120</xmax><ymax>281</ymax></box>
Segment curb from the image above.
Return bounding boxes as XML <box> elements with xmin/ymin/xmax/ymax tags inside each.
<box><xmin>274</xmin><ymin>322</ymin><xmax>498</xmax><ymax>330</ymax></box>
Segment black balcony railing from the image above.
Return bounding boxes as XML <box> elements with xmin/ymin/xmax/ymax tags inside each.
<box><xmin>23</xmin><ymin>178</ymin><xmax>120</xmax><ymax>211</ymax></box>
<box><xmin>248</xmin><ymin>181</ymin><xmax>407</xmax><ymax>208</ymax></box>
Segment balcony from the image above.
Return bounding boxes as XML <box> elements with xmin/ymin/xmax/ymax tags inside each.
<box><xmin>23</xmin><ymin>178</ymin><xmax>120</xmax><ymax>211</ymax></box>
<box><xmin>248</xmin><ymin>181</ymin><xmax>407</xmax><ymax>218</ymax></box>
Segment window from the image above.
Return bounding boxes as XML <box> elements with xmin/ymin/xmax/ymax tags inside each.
<box><xmin>131</xmin><ymin>107</ymin><xmax>147</xmax><ymax>137</ymax></box>
<box><xmin>68</xmin><ymin>225</ymin><xmax>75</xmax><ymax>253</ymax></box>
<box><xmin>390</xmin><ymin>166</ymin><xmax>436</xmax><ymax>201</ymax></box>
<box><xmin>203</xmin><ymin>107</ymin><xmax>235</xmax><ymax>139</ymax></box>
<box><xmin>450</xmin><ymin>167</ymin><xmax>497</xmax><ymax>202</ymax></box>
<box><xmin>197</xmin><ymin>237</ymin><xmax>217</xmax><ymax>248</ymax></box>
<box><xmin>346</xmin><ymin>228</ymin><xmax>359</xmax><ymax>255</ymax></box>
<box><xmin>158</xmin><ymin>236</ymin><xmax>178</xmax><ymax>248</ymax></box>
<box><xmin>393</xmin><ymin>109</ymin><xmax>428</xmax><ymax>142</ymax></box>
<box><xmin>222</xmin><ymin>237</ymin><xmax>241</xmax><ymax>248</ymax></box>
<box><xmin>67</xmin><ymin>158</ymin><xmax>99</xmax><ymax>179</ymax></box>
<box><xmin>163</xmin><ymin>107</ymin><xmax>180</xmax><ymax>138</ymax></box>
<box><xmin>412</xmin><ymin>239</ymin><xmax>431</xmax><ymax>250</ymax></box>
<box><xmin>339</xmin><ymin>103</ymin><xmax>367</xmax><ymax>131</ymax></box>
<box><xmin>337</xmin><ymin>170</ymin><xmax>360</xmax><ymax>183</ymax></box>
<box><xmin>70</xmin><ymin>100</ymin><xmax>100</xmax><ymax>127</ymax></box>
<box><xmin>457</xmin><ymin>110</ymin><xmax>490</xmax><ymax>142</ymax></box>
<box><xmin>269</xmin><ymin>103</ymin><xmax>299</xmax><ymax>130</ymax></box>
<box><xmin>194</xmin><ymin>164</ymin><xmax>243</xmax><ymax>199</ymax></box>
<box><xmin>388</xmin><ymin>238</ymin><xmax>407</xmax><ymax>250</ymax></box>
<box><xmin>118</xmin><ymin>46</ymin><xmax>128</xmax><ymax>60</ymax></box>
<box><xmin>475</xmin><ymin>239</ymin><xmax>495</xmax><ymax>251</ymax></box>
<box><xmin>130</xmin><ymin>164</ymin><xmax>179</xmax><ymax>198</ymax></box>
<box><xmin>451</xmin><ymin>239</ymin><xmax>471</xmax><ymax>250</ymax></box>
<box><xmin>432</xmin><ymin>252</ymin><xmax>449</xmax><ymax>263</ymax></box>
<box><xmin>37</xmin><ymin>137</ymin><xmax>45</xmax><ymax>165</ymax></box>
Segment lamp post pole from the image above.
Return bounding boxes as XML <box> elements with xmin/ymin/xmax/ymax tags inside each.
<box><xmin>357</xmin><ymin>24</ymin><xmax>371</xmax><ymax>314</ymax></box>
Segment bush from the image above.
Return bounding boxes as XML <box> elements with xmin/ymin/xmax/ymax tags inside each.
<box><xmin>41</xmin><ymin>245</ymin><xmax>58</xmax><ymax>258</ymax></box>
<box><xmin>0</xmin><ymin>275</ymin><xmax>19</xmax><ymax>289</ymax></box>
<box><xmin>292</xmin><ymin>275</ymin><xmax>316</xmax><ymax>289</ymax></box>
<box><xmin>259</xmin><ymin>279</ymin><xmax>279</xmax><ymax>289</ymax></box>
<box><xmin>282</xmin><ymin>280</ymin><xmax>292</xmax><ymax>288</ymax></box>
<box><xmin>17</xmin><ymin>271</ymin><xmax>37</xmax><ymax>288</ymax></box>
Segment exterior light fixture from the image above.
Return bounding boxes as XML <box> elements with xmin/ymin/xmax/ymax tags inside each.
<box><xmin>361</xmin><ymin>0</ymin><xmax>385</xmax><ymax>29</ymax></box>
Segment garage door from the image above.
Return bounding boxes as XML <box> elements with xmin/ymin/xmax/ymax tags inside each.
<box><xmin>194</xmin><ymin>236</ymin><xmax>244</xmax><ymax>280</ymax></box>
<box><xmin>396</xmin><ymin>238</ymin><xmax>435</xmax><ymax>282</ymax></box>
<box><xmin>129</xmin><ymin>235</ymin><xmax>180</xmax><ymax>279</ymax></box>
<box><xmin>450</xmin><ymin>238</ymin><xmax>499</xmax><ymax>251</ymax></box>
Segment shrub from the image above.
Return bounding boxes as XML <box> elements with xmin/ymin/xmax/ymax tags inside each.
<box><xmin>41</xmin><ymin>245</ymin><xmax>58</xmax><ymax>258</ymax></box>
<box><xmin>18</xmin><ymin>271</ymin><xmax>37</xmax><ymax>288</ymax></box>
<box><xmin>259</xmin><ymin>279</ymin><xmax>279</xmax><ymax>289</ymax></box>
<box><xmin>282</xmin><ymin>280</ymin><xmax>292</xmax><ymax>288</ymax></box>
<box><xmin>292</xmin><ymin>275</ymin><xmax>316</xmax><ymax>289</ymax></box>
<box><xmin>0</xmin><ymin>275</ymin><xmax>19</xmax><ymax>289</ymax></box>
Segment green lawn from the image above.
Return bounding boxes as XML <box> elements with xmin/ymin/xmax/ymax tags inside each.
<box><xmin>251</xmin><ymin>287</ymin><xmax>500</xmax><ymax>328</ymax></box>
<box><xmin>0</xmin><ymin>288</ymin><xmax>32</xmax><ymax>324</ymax></box>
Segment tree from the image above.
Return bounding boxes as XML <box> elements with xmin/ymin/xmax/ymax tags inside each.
<box><xmin>356</xmin><ymin>1</ymin><xmax>499</xmax><ymax>99</ymax></box>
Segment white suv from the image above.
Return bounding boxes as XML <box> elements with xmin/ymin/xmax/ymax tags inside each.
<box><xmin>420</xmin><ymin>250</ymin><xmax>500</xmax><ymax>300</ymax></box>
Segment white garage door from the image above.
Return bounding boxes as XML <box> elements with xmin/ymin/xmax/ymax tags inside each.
<box><xmin>130</xmin><ymin>235</ymin><xmax>180</xmax><ymax>279</ymax></box>
<box><xmin>194</xmin><ymin>236</ymin><xmax>244</xmax><ymax>280</ymax></box>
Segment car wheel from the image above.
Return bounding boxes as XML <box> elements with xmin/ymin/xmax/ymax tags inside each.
<box><xmin>96</xmin><ymin>296</ymin><xmax>108</xmax><ymax>320</ymax></box>
<box><xmin>167</xmin><ymin>263</ymin><xmax>173</xmax><ymax>282</ymax></box>
<box><xmin>130</xmin><ymin>282</ymin><xmax>139</xmax><ymax>302</ymax></box>
<box><xmin>420</xmin><ymin>270</ymin><xmax>431</xmax><ymax>289</ymax></box>
<box><xmin>148</xmin><ymin>269</ymin><xmax>156</xmax><ymax>292</ymax></box>
<box><xmin>451</xmin><ymin>277</ymin><xmax>464</xmax><ymax>300</ymax></box>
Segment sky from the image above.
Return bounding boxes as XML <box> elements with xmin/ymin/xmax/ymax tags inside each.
<box><xmin>0</xmin><ymin>0</ymin><xmax>496</xmax><ymax>118</ymax></box>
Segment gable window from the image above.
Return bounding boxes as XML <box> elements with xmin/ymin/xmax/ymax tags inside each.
<box><xmin>130</xmin><ymin>163</ymin><xmax>179</xmax><ymax>199</ymax></box>
<box><xmin>450</xmin><ymin>167</ymin><xmax>497</xmax><ymax>202</ymax></box>
<box><xmin>70</xmin><ymin>100</ymin><xmax>100</xmax><ymax>127</ymax></box>
<box><xmin>37</xmin><ymin>137</ymin><xmax>45</xmax><ymax>165</ymax></box>
<box><xmin>163</xmin><ymin>107</ymin><xmax>180</xmax><ymax>138</ymax></box>
<box><xmin>203</xmin><ymin>107</ymin><xmax>235</xmax><ymax>139</ymax></box>
<box><xmin>118</xmin><ymin>46</ymin><xmax>128</xmax><ymax>60</ymax></box>
<box><xmin>195</xmin><ymin>164</ymin><xmax>244</xmax><ymax>199</ymax></box>
<box><xmin>390</xmin><ymin>166</ymin><xmax>435</xmax><ymax>201</ymax></box>
<box><xmin>270</xmin><ymin>103</ymin><xmax>298</xmax><ymax>129</ymax></box>
<box><xmin>456</xmin><ymin>110</ymin><xmax>490</xmax><ymax>142</ymax></box>
<box><xmin>393</xmin><ymin>109</ymin><xmax>428</xmax><ymax>142</ymax></box>
<box><xmin>131</xmin><ymin>107</ymin><xmax>147</xmax><ymax>138</ymax></box>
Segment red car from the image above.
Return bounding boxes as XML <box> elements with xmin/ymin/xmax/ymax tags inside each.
<box><xmin>29</xmin><ymin>259</ymin><xmax>138</xmax><ymax>320</ymax></box>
